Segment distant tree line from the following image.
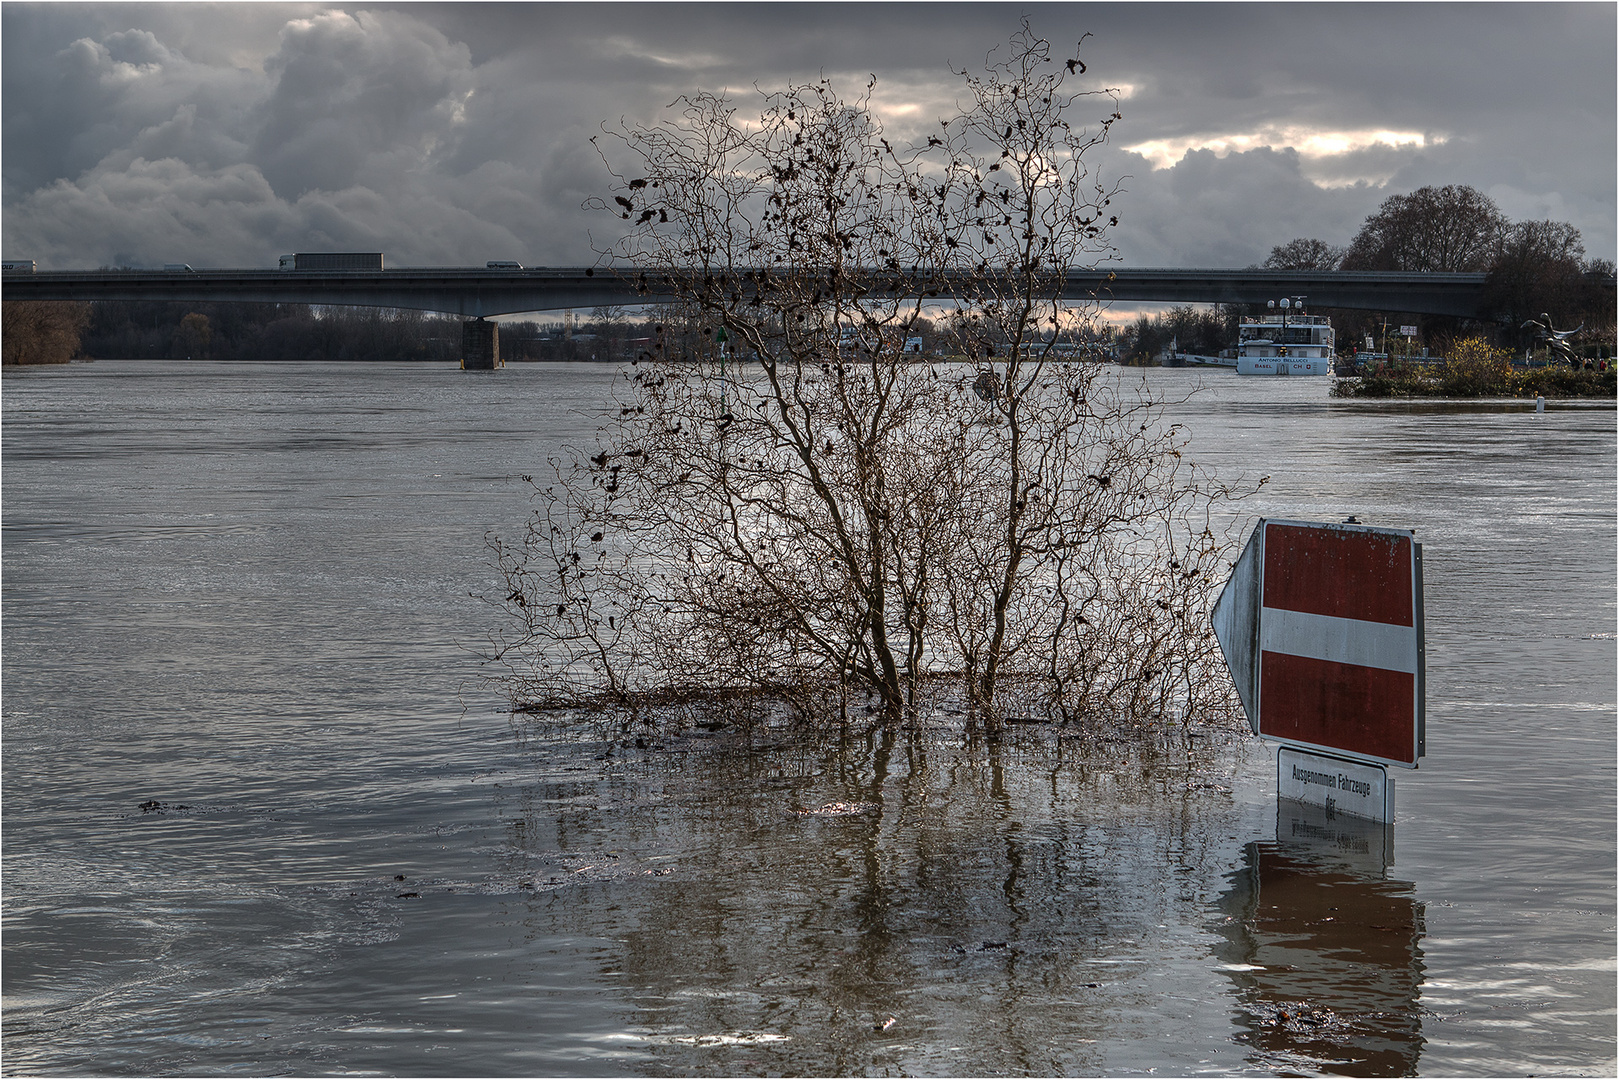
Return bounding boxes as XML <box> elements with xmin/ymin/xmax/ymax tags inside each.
<box><xmin>77</xmin><ymin>301</ymin><xmax>463</xmax><ymax>362</ymax></box>
<box><xmin>67</xmin><ymin>301</ymin><xmax>690</xmax><ymax>363</ymax></box>
<box><xmin>1115</xmin><ymin>305</ymin><xmax>1240</xmax><ymax>363</ymax></box>
<box><xmin>1262</xmin><ymin>184</ymin><xmax>1616</xmax><ymax>356</ymax></box>
<box><xmin>514</xmin><ymin>307</ymin><xmax>1115</xmax><ymax>362</ymax></box>
<box><xmin>13</xmin><ymin>297</ymin><xmax>1116</xmax><ymax>366</ymax></box>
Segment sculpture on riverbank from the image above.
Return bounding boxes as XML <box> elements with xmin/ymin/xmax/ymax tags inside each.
<box><xmin>1520</xmin><ymin>313</ymin><xmax>1583</xmax><ymax>366</ymax></box>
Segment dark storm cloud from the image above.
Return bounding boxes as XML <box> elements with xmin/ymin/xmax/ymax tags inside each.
<box><xmin>3</xmin><ymin>3</ymin><xmax>1612</xmax><ymax>272</ymax></box>
<box><xmin>1113</xmin><ymin>147</ymin><xmax>1386</xmax><ymax>268</ymax></box>
<box><xmin>250</xmin><ymin>11</ymin><xmax>475</xmax><ymax>200</ymax></box>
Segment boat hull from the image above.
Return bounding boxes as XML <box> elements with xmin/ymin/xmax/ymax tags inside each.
<box><xmin>1236</xmin><ymin>356</ymin><xmax>1333</xmax><ymax>376</ymax></box>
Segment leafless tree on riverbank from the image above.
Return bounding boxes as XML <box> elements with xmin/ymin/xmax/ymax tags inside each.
<box><xmin>482</xmin><ymin>23</ymin><xmax>1250</xmax><ymax>737</ymax></box>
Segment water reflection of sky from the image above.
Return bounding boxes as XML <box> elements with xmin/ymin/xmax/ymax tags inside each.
<box><xmin>3</xmin><ymin>362</ymin><xmax>1612</xmax><ymax>1075</ymax></box>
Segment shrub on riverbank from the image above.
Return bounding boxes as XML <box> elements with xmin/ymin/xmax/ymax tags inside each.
<box><xmin>2</xmin><ymin>301</ymin><xmax>90</xmax><ymax>365</ymax></box>
<box><xmin>1332</xmin><ymin>336</ymin><xmax>1616</xmax><ymax>398</ymax></box>
<box><xmin>1515</xmin><ymin>365</ymin><xmax>1618</xmax><ymax>398</ymax></box>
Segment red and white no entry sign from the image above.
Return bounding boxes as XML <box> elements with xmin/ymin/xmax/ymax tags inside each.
<box><xmin>1212</xmin><ymin>519</ymin><xmax>1426</xmax><ymax>768</ymax></box>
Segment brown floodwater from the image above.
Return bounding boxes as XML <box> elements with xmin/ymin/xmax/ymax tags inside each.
<box><xmin>3</xmin><ymin>360</ymin><xmax>1613</xmax><ymax>1075</ymax></box>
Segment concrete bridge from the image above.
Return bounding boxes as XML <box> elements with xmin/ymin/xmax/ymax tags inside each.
<box><xmin>6</xmin><ymin>265</ymin><xmax>1497</xmax><ymax>320</ymax></box>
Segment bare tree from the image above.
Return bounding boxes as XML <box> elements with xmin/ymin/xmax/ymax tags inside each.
<box><xmin>1263</xmin><ymin>237</ymin><xmax>1344</xmax><ymax>271</ymax></box>
<box><xmin>1485</xmin><ymin>219</ymin><xmax>1590</xmax><ymax>342</ymax></box>
<box><xmin>484</xmin><ymin>23</ymin><xmax>1248</xmax><ymax>737</ymax></box>
<box><xmin>1340</xmin><ymin>184</ymin><xmax>1508</xmax><ymax>273</ymax></box>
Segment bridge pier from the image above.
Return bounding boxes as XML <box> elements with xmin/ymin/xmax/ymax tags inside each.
<box><xmin>460</xmin><ymin>318</ymin><xmax>502</xmax><ymax>369</ymax></box>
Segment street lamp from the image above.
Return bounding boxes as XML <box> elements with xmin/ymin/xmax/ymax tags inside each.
<box><xmin>1265</xmin><ymin>296</ymin><xmax>1308</xmax><ymax>361</ymax></box>
<box><xmin>1267</xmin><ymin>298</ymin><xmax>1290</xmax><ymax>359</ymax></box>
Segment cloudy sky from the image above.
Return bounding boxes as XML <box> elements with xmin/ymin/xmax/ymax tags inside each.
<box><xmin>4</xmin><ymin>2</ymin><xmax>1614</xmax><ymax>275</ymax></box>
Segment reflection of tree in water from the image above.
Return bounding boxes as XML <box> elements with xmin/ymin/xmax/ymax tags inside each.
<box><xmin>493</xmin><ymin>725</ymin><xmax>1256</xmax><ymax>1074</ymax></box>
<box><xmin>1213</xmin><ymin>809</ymin><xmax>1425</xmax><ymax>1076</ymax></box>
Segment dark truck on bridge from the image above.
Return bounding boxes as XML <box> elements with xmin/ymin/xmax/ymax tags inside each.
<box><xmin>279</xmin><ymin>252</ymin><xmax>385</xmax><ymax>271</ymax></box>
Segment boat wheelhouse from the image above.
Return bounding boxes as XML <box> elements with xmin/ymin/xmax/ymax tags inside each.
<box><xmin>1168</xmin><ymin>299</ymin><xmax>1336</xmax><ymax>375</ymax></box>
<box><xmin>1233</xmin><ymin>302</ymin><xmax>1335</xmax><ymax>375</ymax></box>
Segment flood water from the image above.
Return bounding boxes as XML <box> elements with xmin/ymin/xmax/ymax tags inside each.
<box><xmin>3</xmin><ymin>360</ymin><xmax>1614</xmax><ymax>1076</ymax></box>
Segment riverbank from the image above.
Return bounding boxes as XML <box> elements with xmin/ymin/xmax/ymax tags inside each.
<box><xmin>1332</xmin><ymin>363</ymin><xmax>1616</xmax><ymax>399</ymax></box>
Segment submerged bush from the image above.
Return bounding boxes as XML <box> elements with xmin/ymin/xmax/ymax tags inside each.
<box><xmin>1333</xmin><ymin>335</ymin><xmax>1616</xmax><ymax>399</ymax></box>
<box><xmin>1439</xmin><ymin>337</ymin><xmax>1514</xmax><ymax>396</ymax></box>
<box><xmin>482</xmin><ymin>24</ymin><xmax>1251</xmax><ymax>739</ymax></box>
<box><xmin>1516</xmin><ymin>365</ymin><xmax>1617</xmax><ymax>398</ymax></box>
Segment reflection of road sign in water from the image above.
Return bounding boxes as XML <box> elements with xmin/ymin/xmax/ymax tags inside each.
<box><xmin>1213</xmin><ymin>519</ymin><xmax>1425</xmax><ymax>768</ymax></box>
<box><xmin>1213</xmin><ymin>834</ymin><xmax>1424</xmax><ymax>1074</ymax></box>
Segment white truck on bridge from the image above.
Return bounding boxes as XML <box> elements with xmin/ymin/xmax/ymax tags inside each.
<box><xmin>279</xmin><ymin>252</ymin><xmax>385</xmax><ymax>271</ymax></box>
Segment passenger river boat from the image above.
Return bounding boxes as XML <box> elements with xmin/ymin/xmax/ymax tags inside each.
<box><xmin>1172</xmin><ymin>300</ymin><xmax>1336</xmax><ymax>376</ymax></box>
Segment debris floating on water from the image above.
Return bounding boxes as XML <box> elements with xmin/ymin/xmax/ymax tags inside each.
<box><xmin>791</xmin><ymin>801</ymin><xmax>878</xmax><ymax>816</ymax></box>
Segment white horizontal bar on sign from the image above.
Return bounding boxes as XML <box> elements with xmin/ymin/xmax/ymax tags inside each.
<box><xmin>1259</xmin><ymin>607</ymin><xmax>1419</xmax><ymax>673</ymax></box>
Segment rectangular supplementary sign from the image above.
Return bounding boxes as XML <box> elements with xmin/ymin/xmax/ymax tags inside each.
<box><xmin>1278</xmin><ymin>747</ymin><xmax>1393</xmax><ymax>824</ymax></box>
<box><xmin>1257</xmin><ymin>521</ymin><xmax>1425</xmax><ymax>768</ymax></box>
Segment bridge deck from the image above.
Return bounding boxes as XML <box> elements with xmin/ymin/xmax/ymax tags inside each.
<box><xmin>3</xmin><ymin>266</ymin><xmax>1498</xmax><ymax>319</ymax></box>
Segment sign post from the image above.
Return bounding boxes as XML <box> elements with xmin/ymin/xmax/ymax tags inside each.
<box><xmin>1212</xmin><ymin>519</ymin><xmax>1425</xmax><ymax>823</ymax></box>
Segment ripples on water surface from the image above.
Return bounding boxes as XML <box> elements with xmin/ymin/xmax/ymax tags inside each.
<box><xmin>3</xmin><ymin>360</ymin><xmax>1613</xmax><ymax>1076</ymax></box>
